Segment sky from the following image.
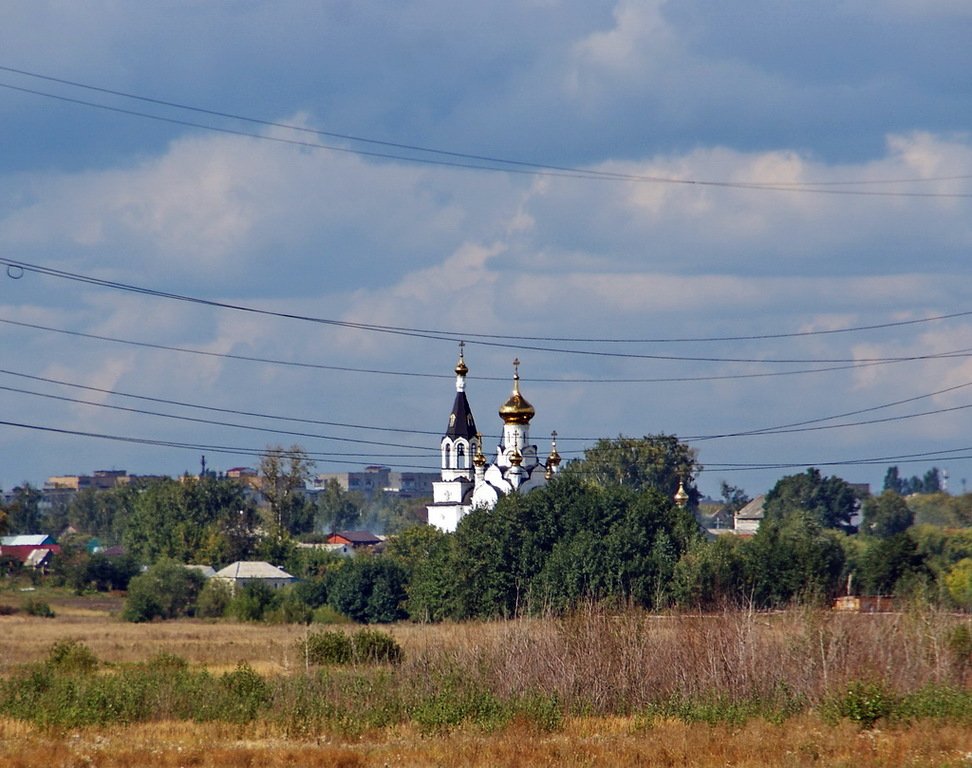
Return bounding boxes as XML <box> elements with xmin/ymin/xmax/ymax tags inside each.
<box><xmin>2</xmin><ymin>1</ymin><xmax>972</xmax><ymax>501</ymax></box>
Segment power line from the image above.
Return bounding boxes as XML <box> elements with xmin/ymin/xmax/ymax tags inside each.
<box><xmin>5</xmin><ymin>257</ymin><xmax>972</xmax><ymax>364</ymax></box>
<box><xmin>3</xmin><ymin>64</ymin><xmax>972</xmax><ymax>198</ymax></box>
<box><xmin>0</xmin><ymin>316</ymin><xmax>917</xmax><ymax>385</ymax></box>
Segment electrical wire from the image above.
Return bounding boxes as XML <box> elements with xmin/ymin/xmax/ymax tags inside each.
<box><xmin>3</xmin><ymin>64</ymin><xmax>972</xmax><ymax>197</ymax></box>
<box><xmin>5</xmin><ymin>257</ymin><xmax>972</xmax><ymax>364</ymax></box>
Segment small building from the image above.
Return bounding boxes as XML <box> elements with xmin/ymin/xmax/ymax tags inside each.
<box><xmin>833</xmin><ymin>595</ymin><xmax>897</xmax><ymax>613</ymax></box>
<box><xmin>213</xmin><ymin>561</ymin><xmax>295</xmax><ymax>592</ymax></box>
<box><xmin>326</xmin><ymin>530</ymin><xmax>382</xmax><ymax>549</ymax></box>
<box><xmin>734</xmin><ymin>495</ymin><xmax>766</xmax><ymax>534</ymax></box>
<box><xmin>0</xmin><ymin>535</ymin><xmax>61</xmax><ymax>566</ymax></box>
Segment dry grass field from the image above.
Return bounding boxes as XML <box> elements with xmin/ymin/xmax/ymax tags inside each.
<box><xmin>0</xmin><ymin>589</ymin><xmax>970</xmax><ymax>767</ymax></box>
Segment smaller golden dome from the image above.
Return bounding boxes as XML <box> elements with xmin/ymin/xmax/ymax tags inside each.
<box><xmin>546</xmin><ymin>431</ymin><xmax>561</xmax><ymax>468</ymax></box>
<box><xmin>498</xmin><ymin>358</ymin><xmax>535</xmax><ymax>425</ymax></box>
<box><xmin>454</xmin><ymin>341</ymin><xmax>468</xmax><ymax>377</ymax></box>
<box><xmin>674</xmin><ymin>480</ymin><xmax>689</xmax><ymax>508</ymax></box>
<box><xmin>473</xmin><ymin>433</ymin><xmax>487</xmax><ymax>468</ymax></box>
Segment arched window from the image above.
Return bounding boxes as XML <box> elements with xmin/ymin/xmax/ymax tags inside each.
<box><xmin>457</xmin><ymin>443</ymin><xmax>466</xmax><ymax>469</ymax></box>
<box><xmin>443</xmin><ymin>443</ymin><xmax>452</xmax><ymax>469</ymax></box>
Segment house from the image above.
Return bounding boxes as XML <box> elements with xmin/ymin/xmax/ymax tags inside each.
<box><xmin>213</xmin><ymin>561</ymin><xmax>295</xmax><ymax>592</ymax></box>
<box><xmin>734</xmin><ymin>495</ymin><xmax>766</xmax><ymax>534</ymax></box>
<box><xmin>0</xmin><ymin>535</ymin><xmax>61</xmax><ymax>566</ymax></box>
<box><xmin>326</xmin><ymin>530</ymin><xmax>382</xmax><ymax>549</ymax></box>
<box><xmin>24</xmin><ymin>548</ymin><xmax>55</xmax><ymax>572</ymax></box>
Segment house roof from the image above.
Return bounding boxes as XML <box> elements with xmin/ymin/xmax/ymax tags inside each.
<box><xmin>24</xmin><ymin>548</ymin><xmax>53</xmax><ymax>567</ymax></box>
<box><xmin>330</xmin><ymin>530</ymin><xmax>382</xmax><ymax>545</ymax></box>
<box><xmin>213</xmin><ymin>561</ymin><xmax>294</xmax><ymax>580</ymax></box>
<box><xmin>735</xmin><ymin>495</ymin><xmax>766</xmax><ymax>521</ymax></box>
<box><xmin>1</xmin><ymin>534</ymin><xmax>54</xmax><ymax>547</ymax></box>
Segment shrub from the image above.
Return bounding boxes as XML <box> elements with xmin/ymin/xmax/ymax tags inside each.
<box><xmin>46</xmin><ymin>639</ymin><xmax>98</xmax><ymax>675</ymax></box>
<box><xmin>300</xmin><ymin>628</ymin><xmax>403</xmax><ymax>666</ymax></box>
<box><xmin>195</xmin><ymin>578</ymin><xmax>232</xmax><ymax>619</ymax></box>
<box><xmin>826</xmin><ymin>680</ymin><xmax>895</xmax><ymax>729</ymax></box>
<box><xmin>229</xmin><ymin>581</ymin><xmax>280</xmax><ymax>622</ymax></box>
<box><xmin>22</xmin><ymin>598</ymin><xmax>55</xmax><ymax>618</ymax></box>
<box><xmin>122</xmin><ymin>559</ymin><xmax>205</xmax><ymax>622</ymax></box>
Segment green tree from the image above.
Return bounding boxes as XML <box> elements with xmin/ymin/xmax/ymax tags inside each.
<box><xmin>861</xmin><ymin>490</ymin><xmax>914</xmax><ymax>538</ymax></box>
<box><xmin>3</xmin><ymin>484</ymin><xmax>42</xmax><ymax>533</ymax></box>
<box><xmin>672</xmin><ymin>535</ymin><xmax>746</xmax><ymax>610</ymax></box>
<box><xmin>742</xmin><ymin>512</ymin><xmax>846</xmax><ymax>606</ymax></box>
<box><xmin>560</xmin><ymin>434</ymin><xmax>701</xmax><ymax>505</ymax></box>
<box><xmin>720</xmin><ymin>481</ymin><xmax>751</xmax><ymax>514</ymax></box>
<box><xmin>314</xmin><ymin>478</ymin><xmax>362</xmax><ymax>533</ymax></box>
<box><xmin>326</xmin><ymin>556</ymin><xmax>408</xmax><ymax>623</ymax></box>
<box><xmin>259</xmin><ymin>445</ymin><xmax>315</xmax><ymax>535</ymax></box>
<box><xmin>385</xmin><ymin>525</ymin><xmax>457</xmax><ymax>622</ymax></box>
<box><xmin>763</xmin><ymin>468</ymin><xmax>860</xmax><ymax>531</ymax></box>
<box><xmin>857</xmin><ymin>533</ymin><xmax>925</xmax><ymax>595</ymax></box>
<box><xmin>122</xmin><ymin>559</ymin><xmax>205</xmax><ymax>622</ymax></box>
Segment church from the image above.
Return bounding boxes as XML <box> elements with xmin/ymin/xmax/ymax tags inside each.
<box><xmin>427</xmin><ymin>345</ymin><xmax>561</xmax><ymax>532</ymax></box>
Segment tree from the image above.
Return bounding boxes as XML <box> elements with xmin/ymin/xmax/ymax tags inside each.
<box><xmin>741</xmin><ymin>513</ymin><xmax>846</xmax><ymax>606</ymax></box>
<box><xmin>883</xmin><ymin>466</ymin><xmax>904</xmax><ymax>494</ymax></box>
<box><xmin>763</xmin><ymin>468</ymin><xmax>860</xmax><ymax>531</ymax></box>
<box><xmin>560</xmin><ymin>434</ymin><xmax>701</xmax><ymax>506</ymax></box>
<box><xmin>861</xmin><ymin>491</ymin><xmax>914</xmax><ymax>538</ymax></box>
<box><xmin>259</xmin><ymin>445</ymin><xmax>315</xmax><ymax>535</ymax></box>
<box><xmin>385</xmin><ymin>525</ymin><xmax>457</xmax><ymax>622</ymax></box>
<box><xmin>327</xmin><ymin>556</ymin><xmax>408</xmax><ymax>623</ymax></box>
<box><xmin>314</xmin><ymin>479</ymin><xmax>362</xmax><ymax>533</ymax></box>
<box><xmin>122</xmin><ymin>559</ymin><xmax>205</xmax><ymax>622</ymax></box>
<box><xmin>720</xmin><ymin>481</ymin><xmax>751</xmax><ymax>514</ymax></box>
<box><xmin>3</xmin><ymin>484</ymin><xmax>42</xmax><ymax>534</ymax></box>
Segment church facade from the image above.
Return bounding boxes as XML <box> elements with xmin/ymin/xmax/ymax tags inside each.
<box><xmin>427</xmin><ymin>347</ymin><xmax>561</xmax><ymax>533</ymax></box>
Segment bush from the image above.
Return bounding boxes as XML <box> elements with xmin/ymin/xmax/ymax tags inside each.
<box><xmin>300</xmin><ymin>628</ymin><xmax>403</xmax><ymax>666</ymax></box>
<box><xmin>46</xmin><ymin>639</ymin><xmax>98</xmax><ymax>675</ymax></box>
<box><xmin>229</xmin><ymin>581</ymin><xmax>280</xmax><ymax>622</ymax></box>
<box><xmin>122</xmin><ymin>559</ymin><xmax>205</xmax><ymax>622</ymax></box>
<box><xmin>826</xmin><ymin>680</ymin><xmax>895</xmax><ymax>729</ymax></box>
<box><xmin>195</xmin><ymin>578</ymin><xmax>233</xmax><ymax>619</ymax></box>
<box><xmin>22</xmin><ymin>598</ymin><xmax>55</xmax><ymax>618</ymax></box>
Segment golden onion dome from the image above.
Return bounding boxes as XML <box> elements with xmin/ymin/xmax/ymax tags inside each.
<box><xmin>454</xmin><ymin>342</ymin><xmax>469</xmax><ymax>377</ymax></box>
<box><xmin>473</xmin><ymin>433</ymin><xmax>487</xmax><ymax>468</ymax></box>
<box><xmin>498</xmin><ymin>358</ymin><xmax>535</xmax><ymax>425</ymax></box>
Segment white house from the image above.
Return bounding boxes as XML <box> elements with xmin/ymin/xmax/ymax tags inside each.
<box><xmin>213</xmin><ymin>561</ymin><xmax>295</xmax><ymax>592</ymax></box>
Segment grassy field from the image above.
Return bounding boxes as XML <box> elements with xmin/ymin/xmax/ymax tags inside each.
<box><xmin>0</xmin><ymin>588</ymin><xmax>970</xmax><ymax>767</ymax></box>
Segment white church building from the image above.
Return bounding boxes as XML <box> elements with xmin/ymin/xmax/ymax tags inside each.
<box><xmin>427</xmin><ymin>346</ymin><xmax>561</xmax><ymax>532</ymax></box>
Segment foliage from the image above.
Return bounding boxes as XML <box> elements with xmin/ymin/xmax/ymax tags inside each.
<box><xmin>195</xmin><ymin>577</ymin><xmax>233</xmax><ymax>618</ymax></box>
<box><xmin>824</xmin><ymin>679</ymin><xmax>895</xmax><ymax>728</ymax></box>
<box><xmin>943</xmin><ymin>558</ymin><xmax>972</xmax><ymax>609</ymax></box>
<box><xmin>2</xmin><ymin>484</ymin><xmax>42</xmax><ymax>534</ymax></box>
<box><xmin>861</xmin><ymin>490</ymin><xmax>914</xmax><ymax>538</ymax></box>
<box><xmin>763</xmin><ymin>468</ymin><xmax>861</xmax><ymax>531</ymax></box>
<box><xmin>907</xmin><ymin>492</ymin><xmax>972</xmax><ymax>527</ymax></box>
<box><xmin>300</xmin><ymin>628</ymin><xmax>403</xmax><ymax>665</ymax></box>
<box><xmin>385</xmin><ymin>524</ymin><xmax>457</xmax><ymax>621</ymax></box>
<box><xmin>21</xmin><ymin>597</ymin><xmax>55</xmax><ymax>618</ymax></box>
<box><xmin>122</xmin><ymin>558</ymin><xmax>205</xmax><ymax>622</ymax></box>
<box><xmin>560</xmin><ymin>434</ymin><xmax>701</xmax><ymax>504</ymax></box>
<box><xmin>314</xmin><ymin>478</ymin><xmax>362</xmax><ymax>533</ymax></box>
<box><xmin>741</xmin><ymin>512</ymin><xmax>846</xmax><ymax>605</ymax></box>
<box><xmin>259</xmin><ymin>444</ymin><xmax>315</xmax><ymax>536</ymax></box>
<box><xmin>884</xmin><ymin>465</ymin><xmax>942</xmax><ymax>495</ymax></box>
<box><xmin>229</xmin><ymin>580</ymin><xmax>281</xmax><ymax>622</ymax></box>
<box><xmin>123</xmin><ymin>476</ymin><xmax>258</xmax><ymax>566</ymax></box>
<box><xmin>450</xmin><ymin>475</ymin><xmax>701</xmax><ymax>618</ymax></box>
<box><xmin>326</xmin><ymin>556</ymin><xmax>408</xmax><ymax>623</ymax></box>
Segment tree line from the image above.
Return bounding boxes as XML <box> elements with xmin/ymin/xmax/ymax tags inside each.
<box><xmin>2</xmin><ymin>436</ymin><xmax>971</xmax><ymax>619</ymax></box>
